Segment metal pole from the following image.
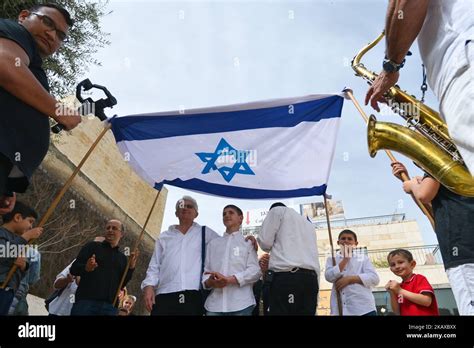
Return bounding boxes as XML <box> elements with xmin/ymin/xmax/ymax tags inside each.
<box><xmin>113</xmin><ymin>189</ymin><xmax>161</xmax><ymax>307</ymax></box>
<box><xmin>324</xmin><ymin>194</ymin><xmax>343</xmax><ymax>316</ymax></box>
<box><xmin>344</xmin><ymin>89</ymin><xmax>435</xmax><ymax>229</ymax></box>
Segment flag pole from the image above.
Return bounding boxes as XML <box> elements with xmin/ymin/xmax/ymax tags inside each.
<box><xmin>343</xmin><ymin>89</ymin><xmax>435</xmax><ymax>229</ymax></box>
<box><xmin>1</xmin><ymin>123</ymin><xmax>112</xmax><ymax>289</ymax></box>
<box><xmin>323</xmin><ymin>194</ymin><xmax>343</xmax><ymax>316</ymax></box>
<box><xmin>113</xmin><ymin>189</ymin><xmax>161</xmax><ymax>308</ymax></box>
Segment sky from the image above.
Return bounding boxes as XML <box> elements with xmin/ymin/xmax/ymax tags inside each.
<box><xmin>85</xmin><ymin>0</ymin><xmax>440</xmax><ymax>244</ymax></box>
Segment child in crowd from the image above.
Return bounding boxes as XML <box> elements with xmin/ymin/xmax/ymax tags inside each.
<box><xmin>119</xmin><ymin>295</ymin><xmax>136</xmax><ymax>316</ymax></box>
<box><xmin>202</xmin><ymin>204</ymin><xmax>261</xmax><ymax>316</ymax></box>
<box><xmin>0</xmin><ymin>201</ymin><xmax>42</xmax><ymax>315</ymax></box>
<box><xmin>325</xmin><ymin>229</ymin><xmax>379</xmax><ymax>315</ymax></box>
<box><xmin>386</xmin><ymin>248</ymin><xmax>439</xmax><ymax>316</ymax></box>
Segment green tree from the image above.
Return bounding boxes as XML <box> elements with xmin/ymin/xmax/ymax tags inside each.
<box><xmin>1</xmin><ymin>0</ymin><xmax>110</xmax><ymax>97</ymax></box>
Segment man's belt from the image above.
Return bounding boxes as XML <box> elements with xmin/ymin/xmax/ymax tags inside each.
<box><xmin>275</xmin><ymin>267</ymin><xmax>316</xmax><ymax>275</ymax></box>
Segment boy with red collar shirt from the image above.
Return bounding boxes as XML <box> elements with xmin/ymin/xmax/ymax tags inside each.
<box><xmin>386</xmin><ymin>249</ymin><xmax>439</xmax><ymax>316</ymax></box>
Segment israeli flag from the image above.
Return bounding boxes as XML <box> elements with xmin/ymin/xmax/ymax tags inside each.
<box><xmin>110</xmin><ymin>94</ymin><xmax>344</xmax><ymax>199</ymax></box>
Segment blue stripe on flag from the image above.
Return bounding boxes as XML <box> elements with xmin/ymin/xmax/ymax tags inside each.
<box><xmin>111</xmin><ymin>95</ymin><xmax>343</xmax><ymax>142</ymax></box>
<box><xmin>154</xmin><ymin>179</ymin><xmax>327</xmax><ymax>199</ymax></box>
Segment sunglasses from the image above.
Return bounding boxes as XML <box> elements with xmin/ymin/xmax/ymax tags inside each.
<box><xmin>31</xmin><ymin>12</ymin><xmax>68</xmax><ymax>42</ymax></box>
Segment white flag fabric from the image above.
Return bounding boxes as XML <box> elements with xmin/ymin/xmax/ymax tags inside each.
<box><xmin>109</xmin><ymin>94</ymin><xmax>344</xmax><ymax>199</ymax></box>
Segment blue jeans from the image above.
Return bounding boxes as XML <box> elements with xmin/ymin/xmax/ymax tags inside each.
<box><xmin>0</xmin><ymin>288</ymin><xmax>14</xmax><ymax>316</ymax></box>
<box><xmin>362</xmin><ymin>310</ymin><xmax>377</xmax><ymax>316</ymax></box>
<box><xmin>207</xmin><ymin>305</ymin><xmax>255</xmax><ymax>316</ymax></box>
<box><xmin>71</xmin><ymin>300</ymin><xmax>118</xmax><ymax>316</ymax></box>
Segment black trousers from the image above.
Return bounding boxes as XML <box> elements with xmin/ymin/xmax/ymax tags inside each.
<box><xmin>150</xmin><ymin>290</ymin><xmax>204</xmax><ymax>316</ymax></box>
<box><xmin>268</xmin><ymin>270</ymin><xmax>319</xmax><ymax>316</ymax></box>
<box><xmin>252</xmin><ymin>279</ymin><xmax>271</xmax><ymax>316</ymax></box>
<box><xmin>0</xmin><ymin>153</ymin><xmax>26</xmax><ymax>195</ymax></box>
<box><xmin>0</xmin><ymin>153</ymin><xmax>13</xmax><ymax>196</ymax></box>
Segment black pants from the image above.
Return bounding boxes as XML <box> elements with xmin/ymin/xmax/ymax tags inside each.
<box><xmin>252</xmin><ymin>279</ymin><xmax>271</xmax><ymax>316</ymax></box>
<box><xmin>0</xmin><ymin>153</ymin><xmax>26</xmax><ymax>195</ymax></box>
<box><xmin>151</xmin><ymin>290</ymin><xmax>203</xmax><ymax>316</ymax></box>
<box><xmin>268</xmin><ymin>270</ymin><xmax>318</xmax><ymax>316</ymax></box>
<box><xmin>0</xmin><ymin>153</ymin><xmax>13</xmax><ymax>196</ymax></box>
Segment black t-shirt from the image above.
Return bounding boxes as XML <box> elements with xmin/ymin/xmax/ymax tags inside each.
<box><xmin>69</xmin><ymin>241</ymin><xmax>134</xmax><ymax>304</ymax></box>
<box><xmin>0</xmin><ymin>19</ymin><xmax>50</xmax><ymax>193</ymax></box>
<box><xmin>424</xmin><ymin>174</ymin><xmax>474</xmax><ymax>269</ymax></box>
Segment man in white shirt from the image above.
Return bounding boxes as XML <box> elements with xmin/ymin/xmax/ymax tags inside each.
<box><xmin>365</xmin><ymin>0</ymin><xmax>474</xmax><ymax>174</ymax></box>
<box><xmin>141</xmin><ymin>196</ymin><xmax>219</xmax><ymax>315</ymax></box>
<box><xmin>47</xmin><ymin>261</ymin><xmax>78</xmax><ymax>316</ymax></box>
<box><xmin>257</xmin><ymin>202</ymin><xmax>320</xmax><ymax>315</ymax></box>
<box><xmin>325</xmin><ymin>230</ymin><xmax>380</xmax><ymax>316</ymax></box>
<box><xmin>202</xmin><ymin>205</ymin><xmax>261</xmax><ymax>316</ymax></box>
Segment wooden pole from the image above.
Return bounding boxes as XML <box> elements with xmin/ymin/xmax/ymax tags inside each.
<box><xmin>1</xmin><ymin>123</ymin><xmax>112</xmax><ymax>289</ymax></box>
<box><xmin>113</xmin><ymin>189</ymin><xmax>161</xmax><ymax>307</ymax></box>
<box><xmin>324</xmin><ymin>194</ymin><xmax>343</xmax><ymax>316</ymax></box>
<box><xmin>344</xmin><ymin>89</ymin><xmax>435</xmax><ymax>229</ymax></box>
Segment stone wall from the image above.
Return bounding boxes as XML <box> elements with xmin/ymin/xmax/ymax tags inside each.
<box><xmin>49</xmin><ymin>114</ymin><xmax>167</xmax><ymax>240</ymax></box>
<box><xmin>11</xmin><ymin>111</ymin><xmax>169</xmax><ymax>315</ymax></box>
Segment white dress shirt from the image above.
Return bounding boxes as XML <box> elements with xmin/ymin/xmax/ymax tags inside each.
<box><xmin>202</xmin><ymin>231</ymin><xmax>261</xmax><ymax>313</ymax></box>
<box><xmin>257</xmin><ymin>206</ymin><xmax>320</xmax><ymax>279</ymax></box>
<box><xmin>417</xmin><ymin>0</ymin><xmax>474</xmax><ymax>101</ymax></box>
<box><xmin>48</xmin><ymin>261</ymin><xmax>78</xmax><ymax>316</ymax></box>
<box><xmin>141</xmin><ymin>223</ymin><xmax>219</xmax><ymax>295</ymax></box>
<box><xmin>324</xmin><ymin>251</ymin><xmax>380</xmax><ymax>316</ymax></box>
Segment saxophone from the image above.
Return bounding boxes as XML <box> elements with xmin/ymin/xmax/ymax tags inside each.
<box><xmin>352</xmin><ymin>32</ymin><xmax>474</xmax><ymax>197</ymax></box>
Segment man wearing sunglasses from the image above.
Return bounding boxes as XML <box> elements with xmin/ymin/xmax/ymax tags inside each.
<box><xmin>142</xmin><ymin>196</ymin><xmax>220</xmax><ymax>315</ymax></box>
<box><xmin>0</xmin><ymin>3</ymin><xmax>82</xmax><ymax>214</ymax></box>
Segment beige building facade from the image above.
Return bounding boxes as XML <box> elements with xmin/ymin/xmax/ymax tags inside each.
<box><xmin>245</xmin><ymin>210</ymin><xmax>455</xmax><ymax>316</ymax></box>
<box><xmin>315</xmin><ymin>214</ymin><xmax>452</xmax><ymax>315</ymax></box>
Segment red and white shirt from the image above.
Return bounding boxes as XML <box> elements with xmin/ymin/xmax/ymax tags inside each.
<box><xmin>399</xmin><ymin>274</ymin><xmax>439</xmax><ymax>316</ymax></box>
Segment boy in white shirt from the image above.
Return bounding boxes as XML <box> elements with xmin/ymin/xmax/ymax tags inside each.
<box><xmin>325</xmin><ymin>229</ymin><xmax>380</xmax><ymax>316</ymax></box>
<box><xmin>202</xmin><ymin>205</ymin><xmax>261</xmax><ymax>316</ymax></box>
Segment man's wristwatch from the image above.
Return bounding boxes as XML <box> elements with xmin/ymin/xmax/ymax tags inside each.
<box><xmin>382</xmin><ymin>58</ymin><xmax>405</xmax><ymax>73</ymax></box>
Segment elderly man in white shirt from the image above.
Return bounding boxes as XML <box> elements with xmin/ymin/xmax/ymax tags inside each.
<box><xmin>257</xmin><ymin>202</ymin><xmax>320</xmax><ymax>315</ymax></box>
<box><xmin>202</xmin><ymin>205</ymin><xmax>261</xmax><ymax>316</ymax></box>
<box><xmin>141</xmin><ymin>196</ymin><xmax>219</xmax><ymax>315</ymax></box>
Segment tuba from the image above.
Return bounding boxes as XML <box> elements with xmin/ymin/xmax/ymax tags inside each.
<box><xmin>352</xmin><ymin>32</ymin><xmax>474</xmax><ymax>197</ymax></box>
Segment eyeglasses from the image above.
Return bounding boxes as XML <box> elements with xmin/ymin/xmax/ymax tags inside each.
<box><xmin>31</xmin><ymin>12</ymin><xmax>68</xmax><ymax>42</ymax></box>
<box><xmin>181</xmin><ymin>204</ymin><xmax>195</xmax><ymax>209</ymax></box>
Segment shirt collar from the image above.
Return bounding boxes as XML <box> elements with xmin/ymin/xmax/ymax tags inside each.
<box><xmin>170</xmin><ymin>222</ymin><xmax>198</xmax><ymax>233</ymax></box>
<box><xmin>101</xmin><ymin>240</ymin><xmax>119</xmax><ymax>250</ymax></box>
<box><xmin>224</xmin><ymin>230</ymin><xmax>241</xmax><ymax>237</ymax></box>
<box><xmin>402</xmin><ymin>273</ymin><xmax>416</xmax><ymax>284</ymax></box>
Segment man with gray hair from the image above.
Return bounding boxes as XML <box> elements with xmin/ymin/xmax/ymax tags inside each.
<box><xmin>142</xmin><ymin>196</ymin><xmax>219</xmax><ymax>315</ymax></box>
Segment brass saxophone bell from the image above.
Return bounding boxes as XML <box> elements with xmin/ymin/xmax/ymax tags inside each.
<box><xmin>367</xmin><ymin>115</ymin><xmax>474</xmax><ymax>197</ymax></box>
<box><xmin>354</xmin><ymin>32</ymin><xmax>474</xmax><ymax>197</ymax></box>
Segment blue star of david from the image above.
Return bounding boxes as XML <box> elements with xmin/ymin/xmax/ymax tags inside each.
<box><xmin>195</xmin><ymin>138</ymin><xmax>255</xmax><ymax>183</ymax></box>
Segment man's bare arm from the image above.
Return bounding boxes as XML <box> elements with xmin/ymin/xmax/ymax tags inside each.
<box><xmin>384</xmin><ymin>0</ymin><xmax>397</xmax><ymax>40</ymax></box>
<box><xmin>385</xmin><ymin>0</ymin><xmax>430</xmax><ymax>63</ymax></box>
<box><xmin>0</xmin><ymin>38</ymin><xmax>81</xmax><ymax>130</ymax></box>
<box><xmin>365</xmin><ymin>0</ymin><xmax>430</xmax><ymax>110</ymax></box>
<box><xmin>0</xmin><ymin>38</ymin><xmax>59</xmax><ymax>118</ymax></box>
